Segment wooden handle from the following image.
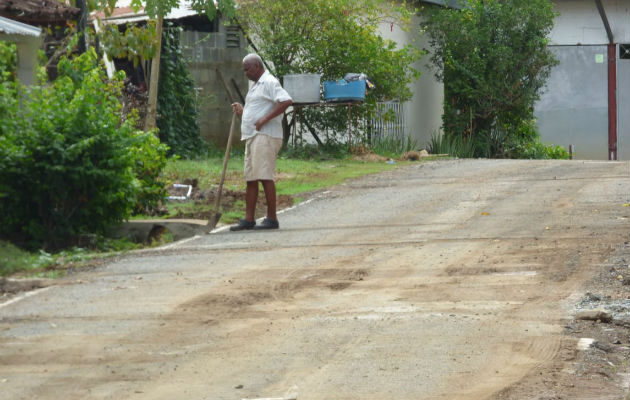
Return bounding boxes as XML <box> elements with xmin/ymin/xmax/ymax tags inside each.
<box><xmin>214</xmin><ymin>112</ymin><xmax>238</xmax><ymax>212</ymax></box>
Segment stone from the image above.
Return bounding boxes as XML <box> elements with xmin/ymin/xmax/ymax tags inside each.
<box><xmin>575</xmin><ymin>308</ymin><xmax>613</xmax><ymax>323</ymax></box>
<box><xmin>592</xmin><ymin>341</ymin><xmax>613</xmax><ymax>352</ymax></box>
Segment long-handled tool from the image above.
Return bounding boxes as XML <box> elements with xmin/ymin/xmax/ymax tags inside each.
<box><xmin>206</xmin><ymin>69</ymin><xmax>240</xmax><ymax>231</ymax></box>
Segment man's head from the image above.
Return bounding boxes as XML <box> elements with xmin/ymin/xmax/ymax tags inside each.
<box><xmin>242</xmin><ymin>53</ymin><xmax>265</xmax><ymax>82</ymax></box>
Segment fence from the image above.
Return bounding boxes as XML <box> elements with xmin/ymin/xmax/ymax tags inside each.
<box><xmin>369</xmin><ymin>101</ymin><xmax>406</xmax><ymax>141</ymax></box>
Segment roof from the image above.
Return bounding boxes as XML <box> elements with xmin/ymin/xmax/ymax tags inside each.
<box><xmin>91</xmin><ymin>0</ymin><xmax>198</xmax><ymax>25</ymax></box>
<box><xmin>0</xmin><ymin>0</ymin><xmax>79</xmax><ymax>24</ymax></box>
<box><xmin>0</xmin><ymin>15</ymin><xmax>41</xmax><ymax>37</ymax></box>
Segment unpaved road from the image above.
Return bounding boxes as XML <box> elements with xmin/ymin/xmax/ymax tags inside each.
<box><xmin>1</xmin><ymin>159</ymin><xmax>629</xmax><ymax>400</ymax></box>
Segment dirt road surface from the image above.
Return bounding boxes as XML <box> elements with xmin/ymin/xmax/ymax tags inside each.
<box><xmin>1</xmin><ymin>159</ymin><xmax>629</xmax><ymax>400</ymax></box>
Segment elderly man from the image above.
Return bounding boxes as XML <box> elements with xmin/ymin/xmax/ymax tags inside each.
<box><xmin>230</xmin><ymin>54</ymin><xmax>293</xmax><ymax>231</ymax></box>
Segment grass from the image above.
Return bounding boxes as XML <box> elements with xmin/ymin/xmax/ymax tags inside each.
<box><xmin>275</xmin><ymin>157</ymin><xmax>399</xmax><ymax>195</ymax></box>
<box><xmin>0</xmin><ymin>241</ymin><xmax>53</xmax><ymax>277</ymax></box>
<box><xmin>154</xmin><ymin>152</ymin><xmax>405</xmax><ymax>223</ymax></box>
<box><xmin>0</xmin><ymin>236</ymin><xmax>171</xmax><ymax>278</ymax></box>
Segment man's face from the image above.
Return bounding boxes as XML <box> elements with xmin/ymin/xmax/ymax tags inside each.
<box><xmin>243</xmin><ymin>60</ymin><xmax>262</xmax><ymax>82</ymax></box>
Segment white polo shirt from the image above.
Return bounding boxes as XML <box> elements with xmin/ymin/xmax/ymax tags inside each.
<box><xmin>241</xmin><ymin>70</ymin><xmax>292</xmax><ymax>141</ymax></box>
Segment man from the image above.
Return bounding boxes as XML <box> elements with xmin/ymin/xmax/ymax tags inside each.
<box><xmin>230</xmin><ymin>54</ymin><xmax>293</xmax><ymax>231</ymax></box>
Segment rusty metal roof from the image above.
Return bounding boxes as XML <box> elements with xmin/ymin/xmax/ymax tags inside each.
<box><xmin>0</xmin><ymin>0</ymin><xmax>79</xmax><ymax>24</ymax></box>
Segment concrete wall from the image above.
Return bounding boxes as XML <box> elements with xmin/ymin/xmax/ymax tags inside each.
<box><xmin>377</xmin><ymin>14</ymin><xmax>444</xmax><ymax>150</ymax></box>
<box><xmin>181</xmin><ymin>23</ymin><xmax>248</xmax><ymax>146</ymax></box>
<box><xmin>535</xmin><ymin>45</ymin><xmax>609</xmax><ymax>160</ymax></box>
<box><xmin>549</xmin><ymin>0</ymin><xmax>630</xmax><ymax>45</ymax></box>
<box><xmin>534</xmin><ymin>0</ymin><xmax>630</xmax><ymax>160</ymax></box>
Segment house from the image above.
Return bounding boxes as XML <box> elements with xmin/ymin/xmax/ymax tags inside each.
<box><xmin>534</xmin><ymin>0</ymin><xmax>630</xmax><ymax>160</ymax></box>
<box><xmin>93</xmin><ymin>0</ymin><xmax>248</xmax><ymax>146</ymax></box>
<box><xmin>0</xmin><ymin>15</ymin><xmax>41</xmax><ymax>85</ymax></box>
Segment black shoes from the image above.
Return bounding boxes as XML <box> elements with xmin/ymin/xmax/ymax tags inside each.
<box><xmin>253</xmin><ymin>217</ymin><xmax>279</xmax><ymax>230</ymax></box>
<box><xmin>229</xmin><ymin>218</ymin><xmax>279</xmax><ymax>231</ymax></box>
<box><xmin>229</xmin><ymin>219</ymin><xmax>256</xmax><ymax>231</ymax></box>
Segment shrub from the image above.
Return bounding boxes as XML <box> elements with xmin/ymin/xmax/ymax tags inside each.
<box><xmin>509</xmin><ymin>139</ymin><xmax>569</xmax><ymax>160</ymax></box>
<box><xmin>0</xmin><ymin>42</ymin><xmax>17</xmax><ymax>82</ymax></box>
<box><xmin>0</xmin><ymin>50</ymin><xmax>168</xmax><ymax>250</ymax></box>
<box><xmin>423</xmin><ymin>0</ymin><xmax>559</xmax><ymax>158</ymax></box>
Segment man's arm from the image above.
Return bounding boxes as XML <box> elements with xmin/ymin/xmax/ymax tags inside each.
<box><xmin>255</xmin><ymin>99</ymin><xmax>292</xmax><ymax>131</ymax></box>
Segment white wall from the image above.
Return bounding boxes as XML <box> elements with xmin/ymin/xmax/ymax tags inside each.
<box><xmin>550</xmin><ymin>0</ymin><xmax>630</xmax><ymax>45</ymax></box>
<box><xmin>377</xmin><ymin>14</ymin><xmax>444</xmax><ymax>149</ymax></box>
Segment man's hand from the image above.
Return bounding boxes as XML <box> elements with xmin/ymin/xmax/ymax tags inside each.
<box><xmin>231</xmin><ymin>102</ymin><xmax>243</xmax><ymax>116</ymax></box>
<box><xmin>254</xmin><ymin>99</ymin><xmax>293</xmax><ymax>132</ymax></box>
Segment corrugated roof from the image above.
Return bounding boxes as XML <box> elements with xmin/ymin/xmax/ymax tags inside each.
<box><xmin>0</xmin><ymin>15</ymin><xmax>41</xmax><ymax>36</ymax></box>
<box><xmin>91</xmin><ymin>0</ymin><xmax>198</xmax><ymax>25</ymax></box>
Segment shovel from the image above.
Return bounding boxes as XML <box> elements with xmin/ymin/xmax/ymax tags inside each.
<box><xmin>206</xmin><ymin>69</ymin><xmax>240</xmax><ymax>231</ymax></box>
<box><xmin>206</xmin><ymin>112</ymin><xmax>238</xmax><ymax>231</ymax></box>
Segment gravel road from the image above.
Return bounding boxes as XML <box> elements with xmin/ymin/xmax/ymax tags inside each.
<box><xmin>1</xmin><ymin>159</ymin><xmax>629</xmax><ymax>400</ymax></box>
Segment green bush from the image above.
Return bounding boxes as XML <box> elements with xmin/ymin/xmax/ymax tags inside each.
<box><xmin>157</xmin><ymin>26</ymin><xmax>204</xmax><ymax>158</ymax></box>
<box><xmin>509</xmin><ymin>139</ymin><xmax>569</xmax><ymax>160</ymax></box>
<box><xmin>0</xmin><ymin>50</ymin><xmax>168</xmax><ymax>250</ymax></box>
<box><xmin>0</xmin><ymin>42</ymin><xmax>17</xmax><ymax>82</ymax></box>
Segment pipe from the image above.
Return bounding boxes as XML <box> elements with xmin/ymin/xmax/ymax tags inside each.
<box><xmin>594</xmin><ymin>0</ymin><xmax>614</xmax><ymax>44</ymax></box>
<box><xmin>607</xmin><ymin>44</ymin><xmax>617</xmax><ymax>160</ymax></box>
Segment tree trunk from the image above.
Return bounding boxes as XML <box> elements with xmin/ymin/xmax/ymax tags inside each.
<box><xmin>144</xmin><ymin>14</ymin><xmax>164</xmax><ymax>132</ymax></box>
<box><xmin>76</xmin><ymin>0</ymin><xmax>87</xmax><ymax>54</ymax></box>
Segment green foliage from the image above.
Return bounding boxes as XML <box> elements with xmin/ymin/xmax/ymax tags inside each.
<box><xmin>0</xmin><ymin>241</ymin><xmax>53</xmax><ymax>277</ymax></box>
<box><xmin>423</xmin><ymin>0</ymin><xmax>559</xmax><ymax>158</ymax></box>
<box><xmin>237</xmin><ymin>0</ymin><xmax>422</xmax><ymax>144</ymax></box>
<box><xmin>0</xmin><ymin>50</ymin><xmax>168</xmax><ymax>250</ymax></box>
<box><xmin>99</xmin><ymin>23</ymin><xmax>158</xmax><ymax>67</ymax></box>
<box><xmin>509</xmin><ymin>138</ymin><xmax>569</xmax><ymax>160</ymax></box>
<box><xmin>370</xmin><ymin>134</ymin><xmax>418</xmax><ymax>158</ymax></box>
<box><xmin>428</xmin><ymin>132</ymin><xmax>476</xmax><ymax>158</ymax></box>
<box><xmin>157</xmin><ymin>26</ymin><xmax>204</xmax><ymax>158</ymax></box>
<box><xmin>280</xmin><ymin>143</ymin><xmax>349</xmax><ymax>161</ymax></box>
<box><xmin>0</xmin><ymin>42</ymin><xmax>17</xmax><ymax>83</ymax></box>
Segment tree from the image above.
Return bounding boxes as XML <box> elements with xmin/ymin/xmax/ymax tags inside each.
<box><xmin>93</xmin><ymin>0</ymin><xmax>236</xmax><ymax>130</ymax></box>
<box><xmin>236</xmin><ymin>0</ymin><xmax>422</xmax><ymax>145</ymax></box>
<box><xmin>423</xmin><ymin>0</ymin><xmax>558</xmax><ymax>158</ymax></box>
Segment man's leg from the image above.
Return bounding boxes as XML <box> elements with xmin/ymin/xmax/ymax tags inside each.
<box><xmin>260</xmin><ymin>179</ymin><xmax>277</xmax><ymax>221</ymax></box>
<box><xmin>245</xmin><ymin>180</ymin><xmax>259</xmax><ymax>222</ymax></box>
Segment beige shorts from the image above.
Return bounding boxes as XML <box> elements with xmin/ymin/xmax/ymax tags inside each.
<box><xmin>244</xmin><ymin>133</ymin><xmax>283</xmax><ymax>181</ymax></box>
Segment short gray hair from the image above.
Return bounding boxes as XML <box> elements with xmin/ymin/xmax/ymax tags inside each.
<box><xmin>243</xmin><ymin>53</ymin><xmax>264</xmax><ymax>67</ymax></box>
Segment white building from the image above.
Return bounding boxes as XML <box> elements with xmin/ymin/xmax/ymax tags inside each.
<box><xmin>375</xmin><ymin>0</ymin><xmax>462</xmax><ymax>150</ymax></box>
